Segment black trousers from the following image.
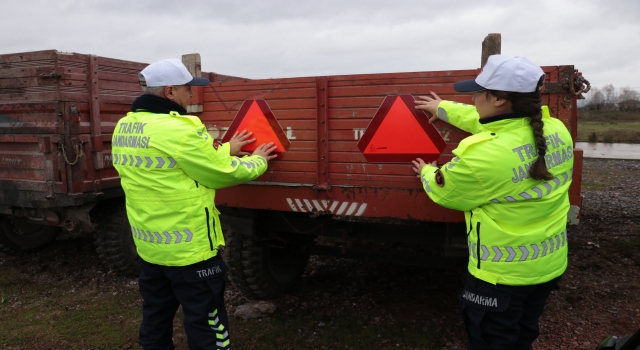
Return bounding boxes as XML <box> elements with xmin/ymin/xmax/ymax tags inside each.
<box><xmin>460</xmin><ymin>273</ymin><xmax>561</xmax><ymax>350</ymax></box>
<box><xmin>138</xmin><ymin>255</ymin><xmax>230</xmax><ymax>350</ymax></box>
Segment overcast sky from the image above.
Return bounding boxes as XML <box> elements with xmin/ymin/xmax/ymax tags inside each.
<box><xmin>2</xmin><ymin>0</ymin><xmax>639</xmax><ymax>92</ymax></box>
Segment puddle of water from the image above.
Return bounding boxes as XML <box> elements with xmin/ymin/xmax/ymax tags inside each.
<box><xmin>575</xmin><ymin>142</ymin><xmax>640</xmax><ymax>160</ymax></box>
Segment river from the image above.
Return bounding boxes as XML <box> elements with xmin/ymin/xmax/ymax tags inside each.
<box><xmin>575</xmin><ymin>142</ymin><xmax>640</xmax><ymax>160</ymax></box>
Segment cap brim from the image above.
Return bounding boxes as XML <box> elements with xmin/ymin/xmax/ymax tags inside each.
<box><xmin>185</xmin><ymin>77</ymin><xmax>210</xmax><ymax>86</ymax></box>
<box><xmin>453</xmin><ymin>79</ymin><xmax>486</xmax><ymax>92</ymax></box>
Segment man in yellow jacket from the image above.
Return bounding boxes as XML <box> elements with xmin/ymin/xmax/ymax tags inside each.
<box><xmin>112</xmin><ymin>58</ymin><xmax>277</xmax><ymax>350</ymax></box>
<box><xmin>412</xmin><ymin>55</ymin><xmax>573</xmax><ymax>349</ymax></box>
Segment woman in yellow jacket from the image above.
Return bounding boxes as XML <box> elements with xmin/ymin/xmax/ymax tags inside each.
<box><xmin>412</xmin><ymin>55</ymin><xmax>573</xmax><ymax>349</ymax></box>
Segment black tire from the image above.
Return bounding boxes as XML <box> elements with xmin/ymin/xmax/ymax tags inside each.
<box><xmin>0</xmin><ymin>217</ymin><xmax>60</xmax><ymax>254</ymax></box>
<box><xmin>94</xmin><ymin>203</ymin><xmax>140</xmax><ymax>276</ymax></box>
<box><xmin>225</xmin><ymin>222</ymin><xmax>310</xmax><ymax>300</ymax></box>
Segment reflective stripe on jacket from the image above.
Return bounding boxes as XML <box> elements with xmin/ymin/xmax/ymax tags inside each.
<box><xmin>420</xmin><ymin>101</ymin><xmax>573</xmax><ymax>286</ymax></box>
<box><xmin>112</xmin><ymin>110</ymin><xmax>267</xmax><ymax>266</ymax></box>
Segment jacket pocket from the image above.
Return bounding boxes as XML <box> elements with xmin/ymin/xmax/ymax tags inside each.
<box><xmin>476</xmin><ymin>222</ymin><xmax>481</xmax><ymax>269</ymax></box>
<box><xmin>205</xmin><ymin>207</ymin><xmax>214</xmax><ymax>251</ymax></box>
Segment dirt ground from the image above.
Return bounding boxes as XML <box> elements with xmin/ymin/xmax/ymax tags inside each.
<box><xmin>1</xmin><ymin>157</ymin><xmax>639</xmax><ymax>350</ymax></box>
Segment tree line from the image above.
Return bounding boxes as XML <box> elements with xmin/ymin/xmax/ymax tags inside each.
<box><xmin>583</xmin><ymin>84</ymin><xmax>640</xmax><ymax>111</ymax></box>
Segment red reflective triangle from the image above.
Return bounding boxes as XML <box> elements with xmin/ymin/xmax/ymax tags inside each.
<box><xmin>357</xmin><ymin>95</ymin><xmax>446</xmax><ymax>162</ymax></box>
<box><xmin>221</xmin><ymin>100</ymin><xmax>290</xmax><ymax>156</ymax></box>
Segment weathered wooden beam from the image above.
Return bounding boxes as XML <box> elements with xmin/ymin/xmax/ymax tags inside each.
<box><xmin>481</xmin><ymin>33</ymin><xmax>501</xmax><ymax>67</ymax></box>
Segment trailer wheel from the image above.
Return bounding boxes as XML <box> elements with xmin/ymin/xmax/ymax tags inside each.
<box><xmin>0</xmin><ymin>217</ymin><xmax>60</xmax><ymax>254</ymax></box>
<box><xmin>225</xmin><ymin>224</ymin><xmax>310</xmax><ymax>300</ymax></box>
<box><xmin>94</xmin><ymin>203</ymin><xmax>140</xmax><ymax>276</ymax></box>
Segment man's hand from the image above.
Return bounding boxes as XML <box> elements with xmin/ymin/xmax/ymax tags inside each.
<box><xmin>252</xmin><ymin>142</ymin><xmax>278</xmax><ymax>161</ymax></box>
<box><xmin>228</xmin><ymin>130</ymin><xmax>256</xmax><ymax>156</ymax></box>
<box><xmin>411</xmin><ymin>158</ymin><xmax>437</xmax><ymax>177</ymax></box>
<box><xmin>415</xmin><ymin>92</ymin><xmax>443</xmax><ymax>124</ymax></box>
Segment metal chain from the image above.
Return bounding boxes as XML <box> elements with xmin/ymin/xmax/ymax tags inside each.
<box><xmin>572</xmin><ymin>71</ymin><xmax>591</xmax><ymax>96</ymax></box>
<box><xmin>60</xmin><ymin>139</ymin><xmax>84</xmax><ymax>165</ymax></box>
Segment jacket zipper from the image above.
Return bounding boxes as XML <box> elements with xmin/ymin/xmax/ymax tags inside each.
<box><xmin>205</xmin><ymin>207</ymin><xmax>213</xmax><ymax>251</ymax></box>
<box><xmin>476</xmin><ymin>222</ymin><xmax>482</xmax><ymax>269</ymax></box>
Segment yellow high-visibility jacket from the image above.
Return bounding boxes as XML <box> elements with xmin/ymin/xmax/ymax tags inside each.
<box><xmin>112</xmin><ymin>109</ymin><xmax>267</xmax><ymax>266</ymax></box>
<box><xmin>420</xmin><ymin>101</ymin><xmax>574</xmax><ymax>285</ymax></box>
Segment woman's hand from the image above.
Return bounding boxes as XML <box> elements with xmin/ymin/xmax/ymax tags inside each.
<box><xmin>414</xmin><ymin>92</ymin><xmax>442</xmax><ymax>124</ymax></box>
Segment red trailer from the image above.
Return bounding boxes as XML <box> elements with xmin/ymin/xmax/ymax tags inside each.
<box><xmin>0</xmin><ymin>50</ymin><xmax>144</xmax><ymax>272</ymax></box>
<box><xmin>0</xmin><ymin>45</ymin><xmax>587</xmax><ymax>300</ymax></box>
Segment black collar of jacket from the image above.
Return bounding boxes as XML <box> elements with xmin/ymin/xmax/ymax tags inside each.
<box><xmin>130</xmin><ymin>94</ymin><xmax>188</xmax><ymax>115</ymax></box>
<box><xmin>479</xmin><ymin>112</ymin><xmax>524</xmax><ymax>124</ymax></box>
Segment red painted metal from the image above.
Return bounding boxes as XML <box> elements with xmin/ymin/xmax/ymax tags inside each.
<box><xmin>0</xmin><ymin>50</ymin><xmax>145</xmax><ymax>208</ymax></box>
<box><xmin>206</xmin><ymin>66</ymin><xmax>583</xmax><ymax>223</ymax></box>
<box><xmin>0</xmin><ymin>49</ymin><xmax>583</xmax><ymax>225</ymax></box>
<box><xmin>315</xmin><ymin>76</ymin><xmax>329</xmax><ymax>190</ymax></box>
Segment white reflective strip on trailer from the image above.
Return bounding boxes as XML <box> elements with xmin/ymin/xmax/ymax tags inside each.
<box><xmin>294</xmin><ymin>199</ymin><xmax>307</xmax><ymax>212</ymax></box>
<box><xmin>335</xmin><ymin>202</ymin><xmax>349</xmax><ymax>215</ymax></box>
<box><xmin>345</xmin><ymin>202</ymin><xmax>359</xmax><ymax>215</ymax></box>
<box><xmin>355</xmin><ymin>203</ymin><xmax>367</xmax><ymax>216</ymax></box>
<box><xmin>286</xmin><ymin>198</ymin><xmax>298</xmax><ymax>212</ymax></box>
<box><xmin>303</xmin><ymin>199</ymin><xmax>314</xmax><ymax>211</ymax></box>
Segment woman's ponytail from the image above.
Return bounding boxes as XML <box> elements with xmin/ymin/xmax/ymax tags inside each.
<box><xmin>488</xmin><ymin>77</ymin><xmax>553</xmax><ymax>180</ymax></box>
<box><xmin>528</xmin><ymin>111</ymin><xmax>553</xmax><ymax>180</ymax></box>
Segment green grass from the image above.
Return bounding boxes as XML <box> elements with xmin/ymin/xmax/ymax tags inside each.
<box><xmin>0</xmin><ymin>269</ymin><xmax>142</xmax><ymax>349</ymax></box>
<box><xmin>576</xmin><ymin>110</ymin><xmax>640</xmax><ymax>143</ymax></box>
<box><xmin>577</xmin><ymin>121</ymin><xmax>640</xmax><ymax>143</ymax></box>
<box><xmin>0</xmin><ymin>259</ymin><xmax>465</xmax><ymax>350</ymax></box>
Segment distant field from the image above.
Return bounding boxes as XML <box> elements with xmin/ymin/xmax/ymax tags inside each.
<box><xmin>577</xmin><ymin>110</ymin><xmax>640</xmax><ymax>143</ymax></box>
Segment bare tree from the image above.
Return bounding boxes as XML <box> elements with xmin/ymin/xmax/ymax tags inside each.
<box><xmin>618</xmin><ymin>86</ymin><xmax>640</xmax><ymax>102</ymax></box>
<box><xmin>586</xmin><ymin>87</ymin><xmax>604</xmax><ymax>110</ymax></box>
<box><xmin>602</xmin><ymin>84</ymin><xmax>617</xmax><ymax>110</ymax></box>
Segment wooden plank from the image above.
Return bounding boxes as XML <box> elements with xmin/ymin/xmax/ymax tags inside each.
<box><xmin>266</xmin><ymin>161</ymin><xmax>316</xmax><ymax>172</ymax></box>
<box><xmin>202</xmin><ymin>108</ymin><xmax>316</xmax><ymax>121</ymax></box>
<box><xmin>328</xmin><ymin>75</ymin><xmax>478</xmax><ymax>88</ymax></box>
<box><xmin>208</xmin><ymin>76</ymin><xmax>316</xmax><ymax>88</ymax></box>
<box><xmin>0</xmin><ymin>91</ymin><xmax>59</xmax><ymax>102</ymax></box>
<box><xmin>329</xmin><ymin>162</ymin><xmax>415</xmax><ymax>176</ymax></box>
<box><xmin>253</xmin><ymin>171</ymin><xmax>315</xmax><ymax>184</ymax></box>
<box><xmin>204</xmin><ymin>88</ymin><xmax>316</xmax><ymax>102</ymax></box>
<box><xmin>203</xmin><ymin>98</ymin><xmax>316</xmax><ymax>112</ymax></box>
<box><xmin>328</xmin><ymin>107</ymin><xmax>379</xmax><ymax>119</ymax></box>
<box><xmin>481</xmin><ymin>33</ymin><xmax>501</xmax><ymax>67</ymax></box>
<box><xmin>328</xmin><ymin>174</ymin><xmax>420</xmax><ymax>188</ymax></box>
<box><xmin>327</xmin><ymin>69</ymin><xmax>481</xmax><ymax>82</ymax></box>
<box><xmin>98</xmin><ymin>70</ymin><xmax>141</xmax><ymax>84</ymax></box>
<box><xmin>328</xmin><ymin>141</ymin><xmax>457</xmax><ymax>154</ymax></box>
<box><xmin>329</xmin><ymin>85</ymin><xmax>461</xmax><ymax>98</ymax></box>
<box><xmin>0</xmin><ymin>67</ymin><xmax>54</xmax><ymax>79</ymax></box>
<box><xmin>204</xmin><ymin>81</ymin><xmax>316</xmax><ymax>93</ymax></box>
<box><xmin>99</xmin><ymin>79</ymin><xmax>144</xmax><ymax>93</ymax></box>
<box><xmin>97</xmin><ymin>56</ymin><xmax>147</xmax><ymax>72</ymax></box>
<box><xmin>0</xmin><ymin>50</ymin><xmax>58</xmax><ymax>64</ymax></box>
<box><xmin>287</xmin><ymin>141</ymin><xmax>316</xmax><ymax>151</ymax></box>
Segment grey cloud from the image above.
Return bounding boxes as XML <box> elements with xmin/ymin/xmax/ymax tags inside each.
<box><xmin>0</xmin><ymin>0</ymin><xmax>638</xmax><ymax>89</ymax></box>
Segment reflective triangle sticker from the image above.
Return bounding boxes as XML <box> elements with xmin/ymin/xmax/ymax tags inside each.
<box><xmin>222</xmin><ymin>99</ymin><xmax>290</xmax><ymax>158</ymax></box>
<box><xmin>357</xmin><ymin>95</ymin><xmax>446</xmax><ymax>162</ymax></box>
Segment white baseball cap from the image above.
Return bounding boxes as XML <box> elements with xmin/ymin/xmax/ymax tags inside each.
<box><xmin>453</xmin><ymin>55</ymin><xmax>545</xmax><ymax>93</ymax></box>
<box><xmin>139</xmin><ymin>58</ymin><xmax>210</xmax><ymax>87</ymax></box>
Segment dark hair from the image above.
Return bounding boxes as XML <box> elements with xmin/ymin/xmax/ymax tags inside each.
<box><xmin>487</xmin><ymin>85</ymin><xmax>553</xmax><ymax>181</ymax></box>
